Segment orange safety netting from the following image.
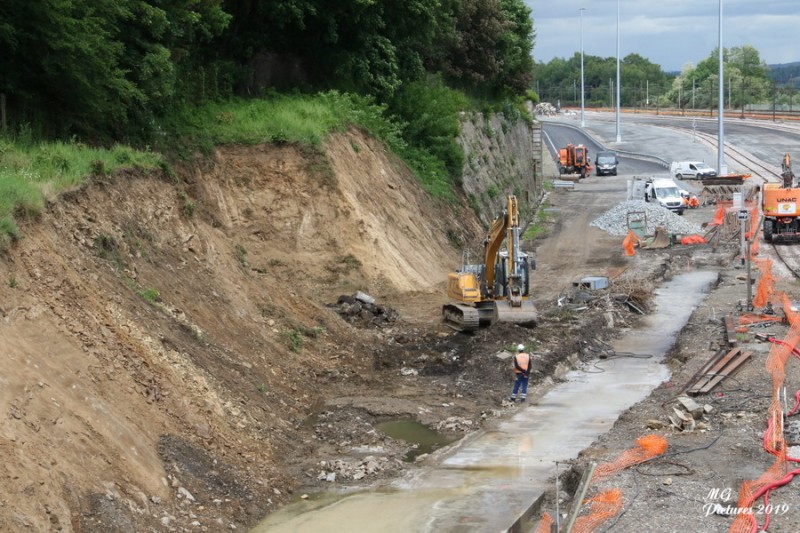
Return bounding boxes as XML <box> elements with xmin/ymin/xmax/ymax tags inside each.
<box><xmin>752</xmin><ymin>258</ymin><xmax>774</xmax><ymax>308</ymax></box>
<box><xmin>591</xmin><ymin>434</ymin><xmax>668</xmax><ymax>482</ymax></box>
<box><xmin>680</xmin><ymin>234</ymin><xmax>707</xmax><ymax>245</ymax></box>
<box><xmin>727</xmin><ymin>292</ymin><xmax>800</xmax><ymax>533</ymax></box>
<box><xmin>622</xmin><ymin>230</ymin><xmax>639</xmax><ymax>256</ymax></box>
<box><xmin>737</xmin><ymin>314</ymin><xmax>782</xmax><ymax>326</ymax></box>
<box><xmin>532</xmin><ymin>512</ymin><xmax>554</xmax><ymax>533</ymax></box>
<box><xmin>569</xmin><ymin>489</ymin><xmax>623</xmax><ymax>533</ymax></box>
<box><xmin>708</xmin><ymin>203</ymin><xmax>728</xmax><ymax>226</ymax></box>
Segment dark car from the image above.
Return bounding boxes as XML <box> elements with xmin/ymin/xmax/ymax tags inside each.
<box><xmin>595</xmin><ymin>151</ymin><xmax>618</xmax><ymax>176</ymax></box>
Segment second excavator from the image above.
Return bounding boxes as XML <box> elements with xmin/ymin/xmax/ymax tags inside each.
<box><xmin>443</xmin><ymin>195</ymin><xmax>538</xmax><ymax>332</ymax></box>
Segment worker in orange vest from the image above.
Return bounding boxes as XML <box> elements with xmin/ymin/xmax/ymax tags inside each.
<box><xmin>509</xmin><ymin>344</ymin><xmax>532</xmax><ymax>403</ymax></box>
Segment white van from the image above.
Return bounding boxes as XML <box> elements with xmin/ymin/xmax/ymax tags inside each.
<box><xmin>670</xmin><ymin>161</ymin><xmax>717</xmax><ymax>180</ymax></box>
<box><xmin>644</xmin><ymin>178</ymin><xmax>685</xmax><ymax>215</ymax></box>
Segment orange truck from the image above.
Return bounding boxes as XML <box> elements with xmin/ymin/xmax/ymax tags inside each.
<box><xmin>763</xmin><ymin>153</ymin><xmax>799</xmax><ymax>242</ymax></box>
<box><xmin>558</xmin><ymin>143</ymin><xmax>591</xmax><ymax>179</ymax></box>
<box><xmin>762</xmin><ymin>183</ymin><xmax>800</xmax><ymax>242</ymax></box>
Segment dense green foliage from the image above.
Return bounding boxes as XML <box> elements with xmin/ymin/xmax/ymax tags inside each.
<box><xmin>0</xmin><ymin>0</ymin><xmax>231</xmax><ymax>140</ymax></box>
<box><xmin>157</xmin><ymin>91</ymin><xmax>456</xmax><ymax>199</ymax></box>
<box><xmin>0</xmin><ymin>0</ymin><xmax>537</xmax><ymax>227</ymax></box>
<box><xmin>534</xmin><ymin>53</ymin><xmax>672</xmax><ymax>108</ymax></box>
<box><xmin>1</xmin><ymin>0</ymin><xmax>534</xmax><ymax>142</ymax></box>
<box><xmin>663</xmin><ymin>46</ymin><xmax>773</xmax><ymax>110</ymax></box>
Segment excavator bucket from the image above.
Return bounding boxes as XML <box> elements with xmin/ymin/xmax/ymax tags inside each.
<box><xmin>493</xmin><ymin>299</ymin><xmax>538</xmax><ymax>327</ymax></box>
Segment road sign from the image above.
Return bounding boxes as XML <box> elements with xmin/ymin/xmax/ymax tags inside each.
<box><xmin>737</xmin><ymin>209</ymin><xmax>750</xmax><ymax>221</ymax></box>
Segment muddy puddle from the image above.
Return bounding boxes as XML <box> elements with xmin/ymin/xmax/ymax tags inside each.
<box><xmin>253</xmin><ymin>271</ymin><xmax>718</xmax><ymax>533</ymax></box>
<box><xmin>376</xmin><ymin>420</ymin><xmax>457</xmax><ymax>462</ymax></box>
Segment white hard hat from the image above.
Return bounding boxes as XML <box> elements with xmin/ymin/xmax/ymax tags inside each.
<box><xmin>517</xmin><ymin>344</ymin><xmax>525</xmax><ymax>352</ymax></box>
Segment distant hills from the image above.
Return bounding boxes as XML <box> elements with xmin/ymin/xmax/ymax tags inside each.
<box><xmin>769</xmin><ymin>62</ymin><xmax>800</xmax><ymax>87</ymax></box>
<box><xmin>667</xmin><ymin>62</ymin><xmax>800</xmax><ymax>87</ymax></box>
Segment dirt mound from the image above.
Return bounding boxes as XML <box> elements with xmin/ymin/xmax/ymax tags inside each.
<box><xmin>0</xmin><ymin>129</ymin><xmax>477</xmax><ymax>531</ymax></box>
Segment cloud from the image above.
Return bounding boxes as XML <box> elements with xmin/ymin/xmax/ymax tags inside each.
<box><xmin>527</xmin><ymin>0</ymin><xmax>800</xmax><ymax>70</ymax></box>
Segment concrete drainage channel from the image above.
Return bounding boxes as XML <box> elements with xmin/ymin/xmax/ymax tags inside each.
<box><xmin>254</xmin><ymin>271</ymin><xmax>718</xmax><ymax>533</ymax></box>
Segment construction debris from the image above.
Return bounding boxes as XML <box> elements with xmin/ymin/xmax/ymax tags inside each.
<box><xmin>534</xmin><ymin>102</ymin><xmax>559</xmax><ymax>116</ymax></box>
<box><xmin>666</xmin><ymin>396</ymin><xmax>714</xmax><ymax>432</ymax></box>
<box><xmin>680</xmin><ymin>347</ymin><xmax>753</xmax><ymax>396</ymax></box>
<box><xmin>331</xmin><ymin>293</ymin><xmax>399</xmax><ymax>328</ymax></box>
<box><xmin>591</xmin><ymin>200</ymin><xmax>703</xmax><ymax>237</ymax></box>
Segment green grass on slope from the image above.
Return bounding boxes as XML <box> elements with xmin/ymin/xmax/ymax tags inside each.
<box><xmin>0</xmin><ymin>138</ymin><xmax>164</xmax><ymax>248</ymax></box>
<box><xmin>158</xmin><ymin>91</ymin><xmax>454</xmax><ymax>200</ymax></box>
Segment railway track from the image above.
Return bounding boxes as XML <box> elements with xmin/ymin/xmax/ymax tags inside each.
<box><xmin>769</xmin><ymin>243</ymin><xmax>800</xmax><ymax>280</ymax></box>
<box><xmin>669</xmin><ymin>125</ymin><xmax>800</xmax><ymax>283</ymax></box>
<box><xmin>677</xmin><ymin>127</ymin><xmax>782</xmax><ymax>184</ymax></box>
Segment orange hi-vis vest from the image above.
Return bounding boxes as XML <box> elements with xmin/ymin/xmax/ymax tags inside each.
<box><xmin>514</xmin><ymin>352</ymin><xmax>530</xmax><ymax>374</ymax></box>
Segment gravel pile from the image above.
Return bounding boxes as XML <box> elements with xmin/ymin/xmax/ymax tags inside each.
<box><xmin>590</xmin><ymin>200</ymin><xmax>703</xmax><ymax>236</ymax></box>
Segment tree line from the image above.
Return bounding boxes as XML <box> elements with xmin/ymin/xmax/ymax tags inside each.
<box><xmin>533</xmin><ymin>45</ymin><xmax>796</xmax><ymax>111</ymax></box>
<box><xmin>0</xmin><ymin>0</ymin><xmax>535</xmax><ymax>144</ymax></box>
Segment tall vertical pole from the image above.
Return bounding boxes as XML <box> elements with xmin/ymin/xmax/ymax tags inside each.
<box><xmin>580</xmin><ymin>7</ymin><xmax>586</xmax><ymax>127</ymax></box>
<box><xmin>718</xmin><ymin>0</ymin><xmax>726</xmax><ymax>175</ymax></box>
<box><xmin>615</xmin><ymin>0</ymin><xmax>622</xmax><ymax>142</ymax></box>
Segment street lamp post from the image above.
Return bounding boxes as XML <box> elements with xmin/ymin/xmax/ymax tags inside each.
<box><xmin>615</xmin><ymin>0</ymin><xmax>621</xmax><ymax>142</ymax></box>
<box><xmin>718</xmin><ymin>0</ymin><xmax>726</xmax><ymax>175</ymax></box>
<box><xmin>580</xmin><ymin>7</ymin><xmax>586</xmax><ymax>127</ymax></box>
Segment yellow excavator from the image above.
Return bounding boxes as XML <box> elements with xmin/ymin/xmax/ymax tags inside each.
<box><xmin>442</xmin><ymin>195</ymin><xmax>538</xmax><ymax>332</ymax></box>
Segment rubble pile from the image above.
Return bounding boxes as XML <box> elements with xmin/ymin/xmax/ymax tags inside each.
<box><xmin>331</xmin><ymin>292</ymin><xmax>399</xmax><ymax>328</ymax></box>
<box><xmin>435</xmin><ymin>416</ymin><xmax>475</xmax><ymax>433</ymax></box>
<box><xmin>534</xmin><ymin>102</ymin><xmax>558</xmax><ymax>116</ymax></box>
<box><xmin>590</xmin><ymin>200</ymin><xmax>703</xmax><ymax>236</ymax></box>
<box><xmin>646</xmin><ymin>396</ymin><xmax>713</xmax><ymax>433</ymax></box>
<box><xmin>316</xmin><ymin>456</ymin><xmax>400</xmax><ymax>483</ymax></box>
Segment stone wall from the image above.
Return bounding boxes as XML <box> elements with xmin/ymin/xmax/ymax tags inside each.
<box><xmin>457</xmin><ymin>111</ymin><xmax>545</xmax><ymax>226</ymax></box>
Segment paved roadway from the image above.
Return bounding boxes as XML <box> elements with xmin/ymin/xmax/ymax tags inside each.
<box><xmin>545</xmin><ymin>111</ymin><xmax>800</xmax><ymax>175</ymax></box>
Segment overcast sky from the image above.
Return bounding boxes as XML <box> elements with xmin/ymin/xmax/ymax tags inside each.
<box><xmin>525</xmin><ymin>0</ymin><xmax>800</xmax><ymax>72</ymax></box>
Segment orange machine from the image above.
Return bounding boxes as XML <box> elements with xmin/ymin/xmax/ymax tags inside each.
<box><xmin>558</xmin><ymin>143</ymin><xmax>592</xmax><ymax>179</ymax></box>
<box><xmin>763</xmin><ymin>154</ymin><xmax>800</xmax><ymax>242</ymax></box>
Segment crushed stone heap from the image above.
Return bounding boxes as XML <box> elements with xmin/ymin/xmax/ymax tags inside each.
<box><xmin>590</xmin><ymin>200</ymin><xmax>704</xmax><ymax>237</ymax></box>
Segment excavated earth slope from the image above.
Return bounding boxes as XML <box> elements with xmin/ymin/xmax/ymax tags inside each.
<box><xmin>0</xmin><ymin>129</ymin><xmax>492</xmax><ymax>531</ymax></box>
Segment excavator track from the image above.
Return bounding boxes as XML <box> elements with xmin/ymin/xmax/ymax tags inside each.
<box><xmin>442</xmin><ymin>304</ymin><xmax>480</xmax><ymax>332</ymax></box>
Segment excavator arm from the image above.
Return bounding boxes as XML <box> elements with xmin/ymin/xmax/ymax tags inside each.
<box><xmin>482</xmin><ymin>196</ymin><xmax>514</xmax><ymax>299</ymax></box>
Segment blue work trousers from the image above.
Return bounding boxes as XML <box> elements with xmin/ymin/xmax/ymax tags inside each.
<box><xmin>511</xmin><ymin>373</ymin><xmax>528</xmax><ymax>399</ymax></box>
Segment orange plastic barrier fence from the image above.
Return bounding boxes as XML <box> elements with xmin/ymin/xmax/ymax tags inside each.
<box><xmin>591</xmin><ymin>434</ymin><xmax>667</xmax><ymax>482</ymax></box>
<box><xmin>532</xmin><ymin>512</ymin><xmax>554</xmax><ymax>533</ymax></box>
<box><xmin>709</xmin><ymin>204</ymin><xmax>727</xmax><ymax>226</ymax></box>
<box><xmin>569</xmin><ymin>489</ymin><xmax>623</xmax><ymax>533</ymax></box>
<box><xmin>737</xmin><ymin>314</ymin><xmax>782</xmax><ymax>326</ymax></box>
<box><xmin>728</xmin><ymin>295</ymin><xmax>800</xmax><ymax>533</ymax></box>
<box><xmin>752</xmin><ymin>258</ymin><xmax>774</xmax><ymax>309</ymax></box>
<box><xmin>680</xmin><ymin>235</ymin><xmax>706</xmax><ymax>245</ymax></box>
<box><xmin>622</xmin><ymin>230</ymin><xmax>639</xmax><ymax>256</ymax></box>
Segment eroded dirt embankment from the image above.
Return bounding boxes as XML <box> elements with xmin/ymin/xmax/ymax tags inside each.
<box><xmin>0</xmin><ymin>129</ymin><xmax>493</xmax><ymax>531</ymax></box>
